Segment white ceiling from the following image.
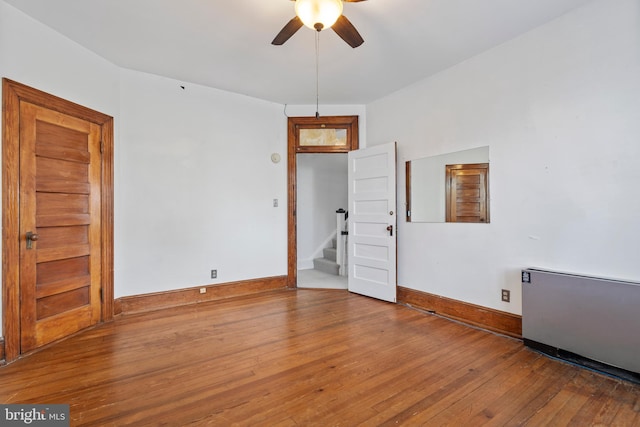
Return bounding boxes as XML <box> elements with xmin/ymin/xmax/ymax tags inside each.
<box><xmin>5</xmin><ymin>0</ymin><xmax>594</xmax><ymax>105</ymax></box>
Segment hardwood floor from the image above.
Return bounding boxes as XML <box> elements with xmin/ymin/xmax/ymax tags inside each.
<box><xmin>1</xmin><ymin>289</ymin><xmax>639</xmax><ymax>426</ymax></box>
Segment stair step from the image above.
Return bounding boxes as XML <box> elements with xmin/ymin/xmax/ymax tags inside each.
<box><xmin>323</xmin><ymin>247</ymin><xmax>337</xmax><ymax>262</ymax></box>
<box><xmin>313</xmin><ymin>257</ymin><xmax>339</xmax><ymax>275</ymax></box>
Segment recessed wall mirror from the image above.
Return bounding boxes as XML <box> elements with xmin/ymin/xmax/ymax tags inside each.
<box><xmin>406</xmin><ymin>146</ymin><xmax>490</xmax><ymax>223</ymax></box>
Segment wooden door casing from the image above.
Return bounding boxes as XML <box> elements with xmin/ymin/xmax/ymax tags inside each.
<box><xmin>2</xmin><ymin>79</ymin><xmax>114</xmax><ymax>363</ymax></box>
<box><xmin>286</xmin><ymin>116</ymin><xmax>359</xmax><ymax>288</ymax></box>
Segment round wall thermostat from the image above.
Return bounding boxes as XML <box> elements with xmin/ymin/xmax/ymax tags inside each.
<box><xmin>271</xmin><ymin>153</ymin><xmax>281</xmax><ymax>163</ymax></box>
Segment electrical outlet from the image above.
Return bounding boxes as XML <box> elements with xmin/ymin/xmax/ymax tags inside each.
<box><xmin>199</xmin><ymin>287</ymin><xmax>206</xmax><ymax>294</ymax></box>
<box><xmin>211</xmin><ymin>269</ymin><xmax>217</xmax><ymax>279</ymax></box>
<box><xmin>273</xmin><ymin>198</ymin><xmax>278</xmax><ymax>207</ymax></box>
<box><xmin>501</xmin><ymin>289</ymin><xmax>511</xmax><ymax>302</ymax></box>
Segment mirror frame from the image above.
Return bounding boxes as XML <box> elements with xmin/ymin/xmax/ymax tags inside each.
<box><xmin>406</xmin><ymin>161</ymin><xmax>413</xmax><ymax>222</ymax></box>
<box><xmin>405</xmin><ymin>146</ymin><xmax>490</xmax><ymax>223</ymax></box>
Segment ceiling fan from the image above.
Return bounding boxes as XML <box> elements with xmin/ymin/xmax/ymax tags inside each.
<box><xmin>272</xmin><ymin>0</ymin><xmax>366</xmax><ymax>48</ymax></box>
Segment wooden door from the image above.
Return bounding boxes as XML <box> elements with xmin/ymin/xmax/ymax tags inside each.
<box><xmin>3</xmin><ymin>79</ymin><xmax>114</xmax><ymax>363</ymax></box>
<box><xmin>19</xmin><ymin>102</ymin><xmax>103</xmax><ymax>352</ymax></box>
<box><xmin>445</xmin><ymin>163</ymin><xmax>490</xmax><ymax>223</ymax></box>
<box><xmin>347</xmin><ymin>142</ymin><xmax>397</xmax><ymax>303</ymax></box>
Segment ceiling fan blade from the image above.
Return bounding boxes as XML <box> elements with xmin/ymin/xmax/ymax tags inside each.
<box><xmin>343</xmin><ymin>0</ymin><xmax>368</xmax><ymax>2</ymax></box>
<box><xmin>272</xmin><ymin>16</ymin><xmax>304</xmax><ymax>45</ymax></box>
<box><xmin>332</xmin><ymin>15</ymin><xmax>364</xmax><ymax>48</ymax></box>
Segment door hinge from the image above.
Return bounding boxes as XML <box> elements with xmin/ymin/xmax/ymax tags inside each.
<box><xmin>99</xmin><ymin>288</ymin><xmax>103</xmax><ymax>302</ymax></box>
<box><xmin>100</xmin><ymin>139</ymin><xmax>104</xmax><ymax>153</ymax></box>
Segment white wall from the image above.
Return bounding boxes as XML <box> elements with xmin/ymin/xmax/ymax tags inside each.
<box><xmin>0</xmin><ymin>2</ymin><xmax>120</xmax><ymax>116</ymax></box>
<box><xmin>367</xmin><ymin>0</ymin><xmax>640</xmax><ymax>314</ymax></box>
<box><xmin>116</xmin><ymin>70</ymin><xmax>287</xmax><ymax>296</ymax></box>
<box><xmin>297</xmin><ymin>154</ymin><xmax>348</xmax><ymax>269</ymax></box>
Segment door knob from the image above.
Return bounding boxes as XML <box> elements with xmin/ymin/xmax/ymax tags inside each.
<box><xmin>26</xmin><ymin>231</ymin><xmax>39</xmax><ymax>249</ymax></box>
<box><xmin>386</xmin><ymin>225</ymin><xmax>393</xmax><ymax>236</ymax></box>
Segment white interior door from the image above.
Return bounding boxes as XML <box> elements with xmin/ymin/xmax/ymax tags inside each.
<box><xmin>348</xmin><ymin>142</ymin><xmax>397</xmax><ymax>302</ymax></box>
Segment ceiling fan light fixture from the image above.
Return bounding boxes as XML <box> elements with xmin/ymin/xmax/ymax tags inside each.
<box><xmin>295</xmin><ymin>0</ymin><xmax>343</xmax><ymax>31</ymax></box>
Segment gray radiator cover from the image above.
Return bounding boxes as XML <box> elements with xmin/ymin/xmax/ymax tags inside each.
<box><xmin>522</xmin><ymin>268</ymin><xmax>640</xmax><ymax>374</ymax></box>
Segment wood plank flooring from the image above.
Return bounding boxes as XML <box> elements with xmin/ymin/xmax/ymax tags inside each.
<box><xmin>1</xmin><ymin>289</ymin><xmax>639</xmax><ymax>426</ymax></box>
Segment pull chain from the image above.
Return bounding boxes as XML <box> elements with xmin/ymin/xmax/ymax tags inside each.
<box><xmin>315</xmin><ymin>30</ymin><xmax>320</xmax><ymax>119</ymax></box>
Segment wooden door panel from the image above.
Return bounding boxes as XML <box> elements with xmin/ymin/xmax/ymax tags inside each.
<box><xmin>19</xmin><ymin>101</ymin><xmax>102</xmax><ymax>353</ymax></box>
<box><xmin>37</xmin><ymin>245</ymin><xmax>91</xmax><ymax>264</ymax></box>
<box><xmin>35</xmin><ymin>119</ymin><xmax>89</xmax><ymax>149</ymax></box>
<box><xmin>456</xmin><ymin>202</ymin><xmax>481</xmax><ymax>215</ymax></box>
<box><xmin>36</xmin><ymin>275</ymin><xmax>90</xmax><ymax>299</ymax></box>
<box><xmin>37</xmin><ymin>145</ymin><xmax>89</xmax><ymax>165</ymax></box>
<box><xmin>37</xmin><ymin>287</ymin><xmax>90</xmax><ymax>319</ymax></box>
<box><xmin>36</xmin><ymin>225</ymin><xmax>89</xmax><ymax>248</ymax></box>
<box><xmin>457</xmin><ymin>189</ymin><xmax>480</xmax><ymax>199</ymax></box>
<box><xmin>37</xmin><ymin>214</ymin><xmax>91</xmax><ymax>228</ymax></box>
<box><xmin>37</xmin><ymin>257</ymin><xmax>90</xmax><ymax>284</ymax></box>
<box><xmin>37</xmin><ymin>193</ymin><xmax>89</xmax><ymax>214</ymax></box>
<box><xmin>36</xmin><ymin>180</ymin><xmax>91</xmax><ymax>194</ymax></box>
<box><xmin>36</xmin><ymin>225</ymin><xmax>90</xmax><ymax>262</ymax></box>
<box><xmin>36</xmin><ymin>144</ymin><xmax>91</xmax><ymax>164</ymax></box>
<box><xmin>31</xmin><ymin>309</ymin><xmax>94</xmax><ymax>350</ymax></box>
<box><xmin>37</xmin><ymin>156</ymin><xmax>89</xmax><ymax>182</ymax></box>
<box><xmin>36</xmin><ymin>226</ymin><xmax>90</xmax><ymax>262</ymax></box>
<box><xmin>455</xmin><ymin>173</ymin><xmax>480</xmax><ymax>184</ymax></box>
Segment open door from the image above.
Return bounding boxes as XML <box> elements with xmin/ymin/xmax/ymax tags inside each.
<box><xmin>347</xmin><ymin>142</ymin><xmax>397</xmax><ymax>302</ymax></box>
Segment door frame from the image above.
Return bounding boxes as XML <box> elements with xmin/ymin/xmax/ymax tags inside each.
<box><xmin>2</xmin><ymin>79</ymin><xmax>114</xmax><ymax>363</ymax></box>
<box><xmin>286</xmin><ymin>115</ymin><xmax>358</xmax><ymax>287</ymax></box>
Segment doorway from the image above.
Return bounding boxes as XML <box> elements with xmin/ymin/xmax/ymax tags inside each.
<box><xmin>296</xmin><ymin>153</ymin><xmax>348</xmax><ymax>289</ymax></box>
<box><xmin>286</xmin><ymin>115</ymin><xmax>359</xmax><ymax>288</ymax></box>
<box><xmin>2</xmin><ymin>79</ymin><xmax>114</xmax><ymax>363</ymax></box>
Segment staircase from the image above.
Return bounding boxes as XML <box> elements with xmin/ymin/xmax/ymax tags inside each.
<box><xmin>313</xmin><ymin>238</ymin><xmax>340</xmax><ymax>275</ymax></box>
